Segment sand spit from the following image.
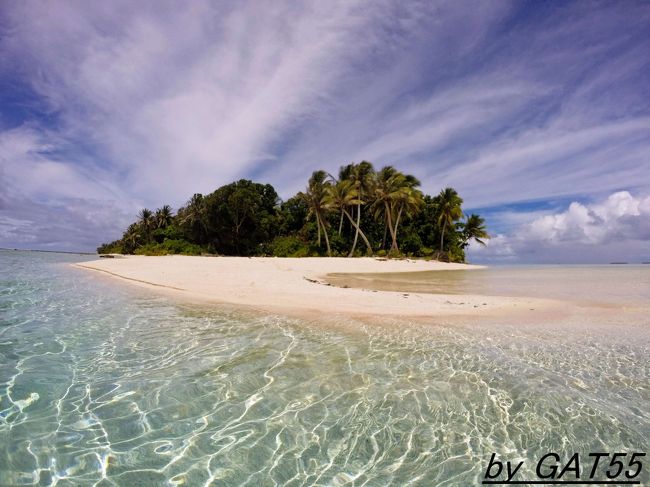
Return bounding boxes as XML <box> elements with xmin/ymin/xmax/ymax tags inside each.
<box><xmin>74</xmin><ymin>256</ymin><xmax>565</xmax><ymax>319</ymax></box>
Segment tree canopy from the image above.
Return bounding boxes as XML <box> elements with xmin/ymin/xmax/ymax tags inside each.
<box><xmin>98</xmin><ymin>162</ymin><xmax>489</xmax><ymax>262</ymax></box>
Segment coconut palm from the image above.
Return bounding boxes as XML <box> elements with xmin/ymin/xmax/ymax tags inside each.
<box><xmin>138</xmin><ymin>208</ymin><xmax>153</xmax><ymax>226</ymax></box>
<box><xmin>325</xmin><ymin>180</ymin><xmax>373</xmax><ymax>255</ymax></box>
<box><xmin>138</xmin><ymin>208</ymin><xmax>154</xmax><ymax>243</ymax></box>
<box><xmin>436</xmin><ymin>187</ymin><xmax>463</xmax><ymax>254</ymax></box>
<box><xmin>178</xmin><ymin>194</ymin><xmax>208</xmax><ymax>243</ymax></box>
<box><xmin>179</xmin><ymin>194</ymin><xmax>205</xmax><ymax>226</ymax></box>
<box><xmin>325</xmin><ymin>178</ymin><xmax>355</xmax><ymax>235</ymax></box>
<box><xmin>122</xmin><ymin>223</ymin><xmax>141</xmax><ymax>253</ymax></box>
<box><xmin>372</xmin><ymin>167</ymin><xmax>423</xmax><ymax>253</ymax></box>
<box><xmin>459</xmin><ymin>214</ymin><xmax>489</xmax><ymax>248</ymax></box>
<box><xmin>154</xmin><ymin>205</ymin><xmax>173</xmax><ymax>229</ymax></box>
<box><xmin>340</xmin><ymin>161</ymin><xmax>375</xmax><ymax>256</ymax></box>
<box><xmin>390</xmin><ymin>180</ymin><xmax>424</xmax><ymax>252</ymax></box>
<box><xmin>372</xmin><ymin>166</ymin><xmax>399</xmax><ymax>249</ymax></box>
<box><xmin>299</xmin><ymin>170</ymin><xmax>332</xmax><ymax>256</ymax></box>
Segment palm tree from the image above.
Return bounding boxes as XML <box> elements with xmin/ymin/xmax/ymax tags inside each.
<box><xmin>122</xmin><ymin>223</ymin><xmax>141</xmax><ymax>253</ymax></box>
<box><xmin>373</xmin><ymin>166</ymin><xmax>399</xmax><ymax>249</ymax></box>
<box><xmin>324</xmin><ymin>180</ymin><xmax>373</xmax><ymax>255</ymax></box>
<box><xmin>459</xmin><ymin>214</ymin><xmax>489</xmax><ymax>249</ymax></box>
<box><xmin>138</xmin><ymin>208</ymin><xmax>153</xmax><ymax>243</ymax></box>
<box><xmin>325</xmin><ymin>178</ymin><xmax>355</xmax><ymax>236</ymax></box>
<box><xmin>154</xmin><ymin>205</ymin><xmax>173</xmax><ymax>229</ymax></box>
<box><xmin>372</xmin><ymin>167</ymin><xmax>423</xmax><ymax>253</ymax></box>
<box><xmin>436</xmin><ymin>187</ymin><xmax>463</xmax><ymax>255</ymax></box>
<box><xmin>391</xmin><ymin>181</ymin><xmax>424</xmax><ymax>252</ymax></box>
<box><xmin>178</xmin><ymin>194</ymin><xmax>208</xmax><ymax>243</ymax></box>
<box><xmin>179</xmin><ymin>194</ymin><xmax>205</xmax><ymax>225</ymax></box>
<box><xmin>299</xmin><ymin>170</ymin><xmax>332</xmax><ymax>256</ymax></box>
<box><xmin>340</xmin><ymin>161</ymin><xmax>375</xmax><ymax>256</ymax></box>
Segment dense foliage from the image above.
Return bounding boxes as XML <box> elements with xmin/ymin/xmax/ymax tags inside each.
<box><xmin>98</xmin><ymin>163</ymin><xmax>489</xmax><ymax>262</ymax></box>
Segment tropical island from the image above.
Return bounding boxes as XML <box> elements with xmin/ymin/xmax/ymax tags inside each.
<box><xmin>98</xmin><ymin>162</ymin><xmax>489</xmax><ymax>262</ymax></box>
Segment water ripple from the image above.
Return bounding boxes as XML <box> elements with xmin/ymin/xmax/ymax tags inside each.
<box><xmin>0</xmin><ymin>252</ymin><xmax>648</xmax><ymax>486</ymax></box>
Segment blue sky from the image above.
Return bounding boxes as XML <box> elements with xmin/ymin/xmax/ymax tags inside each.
<box><xmin>0</xmin><ymin>0</ymin><xmax>649</xmax><ymax>262</ymax></box>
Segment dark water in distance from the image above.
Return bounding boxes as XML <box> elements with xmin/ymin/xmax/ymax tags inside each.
<box><xmin>1</xmin><ymin>251</ymin><xmax>648</xmax><ymax>486</ymax></box>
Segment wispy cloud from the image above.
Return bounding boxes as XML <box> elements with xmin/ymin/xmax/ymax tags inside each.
<box><xmin>0</xmin><ymin>0</ymin><xmax>648</xmax><ymax>254</ymax></box>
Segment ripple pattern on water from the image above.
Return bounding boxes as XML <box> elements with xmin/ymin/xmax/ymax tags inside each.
<box><xmin>0</xmin><ymin>251</ymin><xmax>648</xmax><ymax>486</ymax></box>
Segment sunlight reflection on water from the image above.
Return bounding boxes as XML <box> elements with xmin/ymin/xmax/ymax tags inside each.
<box><xmin>1</xmin><ymin>252</ymin><xmax>648</xmax><ymax>486</ymax></box>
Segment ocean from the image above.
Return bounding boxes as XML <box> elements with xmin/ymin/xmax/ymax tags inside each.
<box><xmin>1</xmin><ymin>250</ymin><xmax>648</xmax><ymax>485</ymax></box>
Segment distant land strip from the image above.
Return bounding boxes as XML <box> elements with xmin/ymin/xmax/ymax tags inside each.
<box><xmin>0</xmin><ymin>248</ymin><xmax>97</xmax><ymax>255</ymax></box>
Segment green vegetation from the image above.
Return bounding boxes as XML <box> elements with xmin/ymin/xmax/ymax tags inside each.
<box><xmin>98</xmin><ymin>163</ymin><xmax>490</xmax><ymax>262</ymax></box>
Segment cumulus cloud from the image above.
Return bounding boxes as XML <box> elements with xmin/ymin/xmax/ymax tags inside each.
<box><xmin>468</xmin><ymin>192</ymin><xmax>650</xmax><ymax>263</ymax></box>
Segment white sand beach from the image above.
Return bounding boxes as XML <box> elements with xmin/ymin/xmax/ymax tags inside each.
<box><xmin>75</xmin><ymin>256</ymin><xmax>562</xmax><ymax>318</ymax></box>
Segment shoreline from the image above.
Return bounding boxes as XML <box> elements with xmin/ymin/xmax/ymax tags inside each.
<box><xmin>74</xmin><ymin>255</ymin><xmax>566</xmax><ymax>320</ymax></box>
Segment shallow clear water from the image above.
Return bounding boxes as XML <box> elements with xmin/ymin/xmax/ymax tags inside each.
<box><xmin>326</xmin><ymin>265</ymin><xmax>650</xmax><ymax>306</ymax></box>
<box><xmin>1</xmin><ymin>251</ymin><xmax>649</xmax><ymax>486</ymax></box>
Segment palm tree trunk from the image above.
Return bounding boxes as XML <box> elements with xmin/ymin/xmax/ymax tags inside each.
<box><xmin>381</xmin><ymin>215</ymin><xmax>388</xmax><ymax>249</ymax></box>
<box><xmin>350</xmin><ymin>203</ymin><xmax>361</xmax><ymax>256</ymax></box>
<box><xmin>316</xmin><ymin>213</ymin><xmax>331</xmax><ymax>256</ymax></box>
<box><xmin>338</xmin><ymin>210</ymin><xmax>344</xmax><ymax>235</ymax></box>
<box><xmin>385</xmin><ymin>201</ymin><xmax>397</xmax><ymax>252</ymax></box>
<box><xmin>323</xmin><ymin>223</ymin><xmax>331</xmax><ymax>257</ymax></box>
<box><xmin>343</xmin><ymin>209</ymin><xmax>372</xmax><ymax>256</ymax></box>
<box><xmin>317</xmin><ymin>212</ymin><xmax>321</xmax><ymax>246</ymax></box>
<box><xmin>440</xmin><ymin>219</ymin><xmax>447</xmax><ymax>255</ymax></box>
<box><xmin>391</xmin><ymin>204</ymin><xmax>404</xmax><ymax>252</ymax></box>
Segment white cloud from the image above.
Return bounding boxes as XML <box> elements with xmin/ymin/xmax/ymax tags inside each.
<box><xmin>469</xmin><ymin>191</ymin><xmax>650</xmax><ymax>263</ymax></box>
<box><xmin>0</xmin><ymin>126</ymin><xmax>134</xmax><ymax>250</ymax></box>
<box><xmin>3</xmin><ymin>0</ymin><xmax>430</xmax><ymax>203</ymax></box>
<box><xmin>0</xmin><ymin>1</ymin><xmax>648</xmax><ymax>253</ymax></box>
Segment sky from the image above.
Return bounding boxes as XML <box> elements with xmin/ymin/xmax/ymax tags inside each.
<box><xmin>0</xmin><ymin>0</ymin><xmax>648</xmax><ymax>262</ymax></box>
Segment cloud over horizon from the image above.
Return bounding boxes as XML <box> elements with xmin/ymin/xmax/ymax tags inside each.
<box><xmin>468</xmin><ymin>191</ymin><xmax>650</xmax><ymax>263</ymax></box>
<box><xmin>0</xmin><ymin>0</ymin><xmax>648</xmax><ymax>259</ymax></box>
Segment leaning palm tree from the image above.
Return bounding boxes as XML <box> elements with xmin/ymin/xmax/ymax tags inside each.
<box><xmin>154</xmin><ymin>205</ymin><xmax>173</xmax><ymax>229</ymax></box>
<box><xmin>179</xmin><ymin>194</ymin><xmax>205</xmax><ymax>226</ymax></box>
<box><xmin>299</xmin><ymin>170</ymin><xmax>332</xmax><ymax>256</ymax></box>
<box><xmin>459</xmin><ymin>214</ymin><xmax>490</xmax><ymax>249</ymax></box>
<box><xmin>372</xmin><ymin>167</ymin><xmax>423</xmax><ymax>252</ymax></box>
<box><xmin>341</xmin><ymin>161</ymin><xmax>375</xmax><ymax>256</ymax></box>
<box><xmin>436</xmin><ymin>187</ymin><xmax>463</xmax><ymax>255</ymax></box>
<box><xmin>123</xmin><ymin>223</ymin><xmax>141</xmax><ymax>253</ymax></box>
<box><xmin>325</xmin><ymin>180</ymin><xmax>373</xmax><ymax>255</ymax></box>
<box><xmin>325</xmin><ymin>178</ymin><xmax>354</xmax><ymax>235</ymax></box>
<box><xmin>391</xmin><ymin>183</ymin><xmax>424</xmax><ymax>252</ymax></box>
<box><xmin>178</xmin><ymin>194</ymin><xmax>208</xmax><ymax>243</ymax></box>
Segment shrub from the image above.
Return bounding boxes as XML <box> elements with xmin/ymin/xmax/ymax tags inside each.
<box><xmin>400</xmin><ymin>233</ymin><xmax>422</xmax><ymax>254</ymax></box>
<box><xmin>420</xmin><ymin>246</ymin><xmax>434</xmax><ymax>257</ymax></box>
<box><xmin>132</xmin><ymin>239</ymin><xmax>204</xmax><ymax>256</ymax></box>
<box><xmin>160</xmin><ymin>239</ymin><xmax>204</xmax><ymax>255</ymax></box>
<box><xmin>135</xmin><ymin>243</ymin><xmax>170</xmax><ymax>256</ymax></box>
<box><xmin>447</xmin><ymin>246</ymin><xmax>465</xmax><ymax>263</ymax></box>
<box><xmin>328</xmin><ymin>233</ymin><xmax>348</xmax><ymax>255</ymax></box>
<box><xmin>291</xmin><ymin>246</ymin><xmax>310</xmax><ymax>257</ymax></box>
<box><xmin>97</xmin><ymin>240</ymin><xmax>123</xmax><ymax>254</ymax></box>
<box><xmin>269</xmin><ymin>235</ymin><xmax>310</xmax><ymax>257</ymax></box>
<box><xmin>152</xmin><ymin>225</ymin><xmax>185</xmax><ymax>244</ymax></box>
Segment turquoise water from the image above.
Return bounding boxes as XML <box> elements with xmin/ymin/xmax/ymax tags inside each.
<box><xmin>1</xmin><ymin>251</ymin><xmax>648</xmax><ymax>486</ymax></box>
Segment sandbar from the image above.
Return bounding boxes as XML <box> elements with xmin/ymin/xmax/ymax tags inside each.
<box><xmin>75</xmin><ymin>256</ymin><xmax>565</xmax><ymax>319</ymax></box>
